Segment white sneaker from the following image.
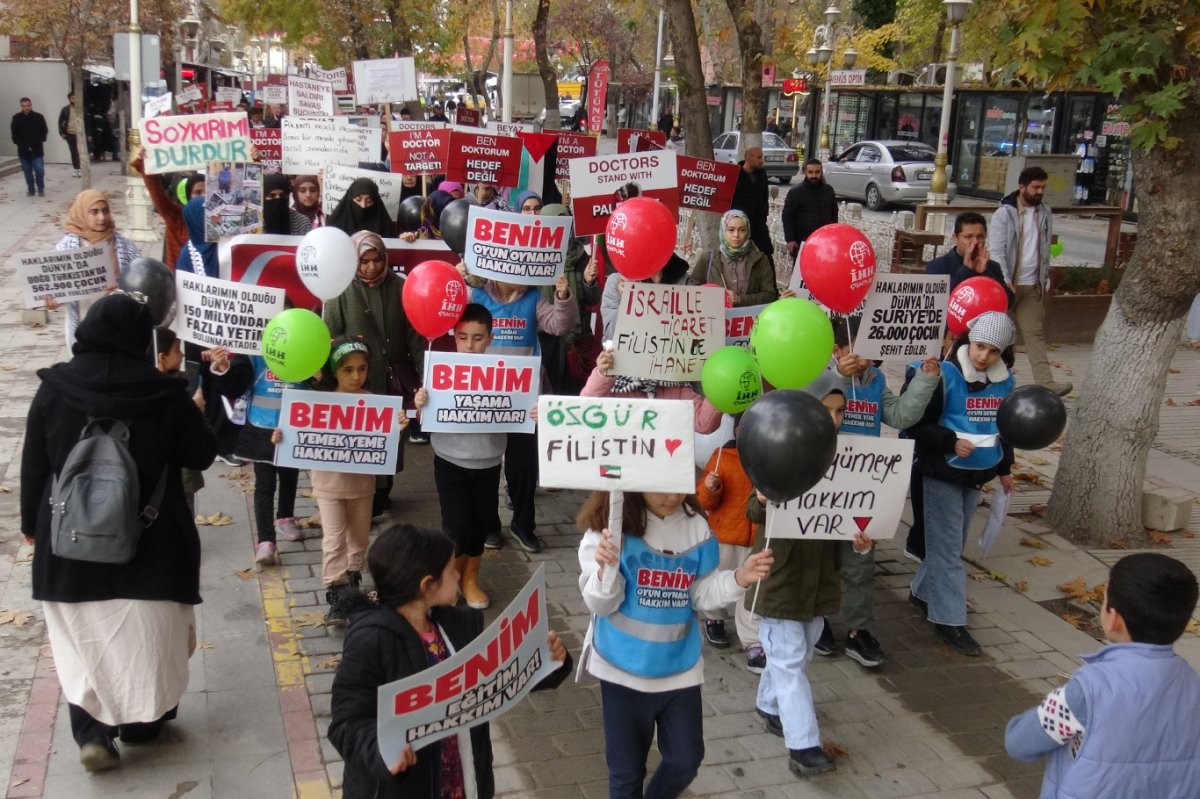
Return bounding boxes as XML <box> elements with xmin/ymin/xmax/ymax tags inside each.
<box><xmin>254</xmin><ymin>541</ymin><xmax>277</xmax><ymax>566</ymax></box>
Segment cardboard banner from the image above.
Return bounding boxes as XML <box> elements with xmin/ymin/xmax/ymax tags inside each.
<box><xmin>144</xmin><ymin>92</ymin><xmax>172</xmax><ymax>120</ymax></box>
<box><xmin>280</xmin><ymin>117</ymin><xmax>360</xmax><ymax>174</ymax></box>
<box><xmin>612</xmin><ymin>283</ymin><xmax>723</xmax><ymax>381</ymax></box>
<box><xmin>275</xmin><ymin>389</ymin><xmax>406</xmax><ymax>474</ymax></box>
<box><xmin>554</xmin><ymin>131</ymin><xmax>597</xmax><ymax>180</ymax></box>
<box><xmin>725</xmin><ymin>303</ymin><xmax>767</xmax><ymax>349</ymax></box>
<box><xmin>586</xmin><ymin>59</ymin><xmax>609</xmax><ymax>133</ymax></box>
<box><xmin>853</xmin><ymin>274</ymin><xmax>949</xmax><ymax>361</ymax></box>
<box><xmin>250</xmin><ymin>128</ymin><xmax>282</xmax><ymax>173</ymax></box>
<box><xmin>463</xmin><ymin>206</ymin><xmax>571</xmax><ymax>285</ymax></box>
<box><xmin>677</xmin><ymin>155</ymin><xmax>740</xmax><ymax>213</ymax></box>
<box><xmin>456</xmin><ymin>107</ymin><xmax>481</xmax><ymax>127</ymax></box>
<box><xmin>353</xmin><ymin>57</ymin><xmax>418</xmax><ymax>105</ymax></box>
<box><xmin>204</xmin><ymin>160</ymin><xmax>263</xmax><ymax>241</ymax></box>
<box><xmin>388</xmin><ymin>128</ymin><xmax>451</xmax><ymax>175</ymax></box>
<box><xmin>176</xmin><ymin>84</ymin><xmax>202</xmax><ymax>106</ymax></box>
<box><xmin>175</xmin><ymin>272</ymin><xmax>284</xmax><ymax>354</ymax></box>
<box><xmin>215</xmin><ymin>86</ymin><xmax>242</xmax><ymax>105</ymax></box>
<box><xmin>420</xmin><ymin>351</ymin><xmax>540</xmax><ymax>433</ymax></box>
<box><xmin>567</xmin><ymin>151</ymin><xmax>679</xmax><ymax>236</ymax></box>
<box><xmin>537</xmin><ymin>396</ymin><xmax>695</xmax><ymax>492</ymax></box>
<box><xmin>17</xmin><ymin>244</ymin><xmax>115</xmax><ymax>308</ymax></box>
<box><xmin>391</xmin><ymin>120</ymin><xmax>446</xmax><ymax>132</ymax></box>
<box><xmin>765</xmin><ymin>435</ymin><xmax>914</xmax><ymax>541</ymax></box>
<box><xmin>141</xmin><ymin>112</ymin><xmax>251</xmax><ymax>175</ymax></box>
<box><xmin>288</xmin><ymin>75</ymin><xmax>335</xmax><ymax>117</ymax></box>
<box><xmin>617</xmin><ymin>128</ymin><xmax>666</xmax><ymax>154</ymax></box>
<box><xmin>376</xmin><ymin>568</ymin><xmax>556</xmax><ymax>764</ymax></box>
<box><xmin>322</xmin><ymin>164</ymin><xmax>408</xmax><ymax>219</ymax></box>
<box><xmin>445</xmin><ymin>131</ymin><xmax>523</xmax><ymax>187</ymax></box>
<box><xmin>488</xmin><ymin>121</ymin><xmax>533</xmax><ymax>138</ymax></box>
<box><xmin>261</xmin><ymin>76</ymin><xmax>287</xmax><ymax>106</ymax></box>
<box><xmin>310</xmin><ymin>66</ymin><xmax>349</xmax><ymax>92</ymax></box>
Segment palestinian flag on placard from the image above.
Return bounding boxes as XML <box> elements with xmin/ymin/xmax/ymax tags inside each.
<box><xmin>599</xmin><ymin>465</ymin><xmax>622</xmax><ymax>479</ymax></box>
<box><xmin>512</xmin><ymin>132</ymin><xmax>563</xmax><ymax>206</ymax></box>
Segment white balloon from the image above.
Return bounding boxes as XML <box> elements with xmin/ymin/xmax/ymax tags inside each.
<box><xmin>295</xmin><ymin>227</ymin><xmax>358</xmax><ymax>301</ymax></box>
<box><xmin>694</xmin><ymin>413</ymin><xmax>736</xmax><ymax>469</ymax></box>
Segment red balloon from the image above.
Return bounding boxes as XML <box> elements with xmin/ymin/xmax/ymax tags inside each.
<box><xmin>798</xmin><ymin>223</ymin><xmax>877</xmax><ymax>314</ymax></box>
<box><xmin>947</xmin><ymin>276</ymin><xmax>1009</xmax><ymax>336</ymax></box>
<box><xmin>402</xmin><ymin>260</ymin><xmax>468</xmax><ymax>338</ymax></box>
<box><xmin>605</xmin><ymin>197</ymin><xmax>677</xmax><ymax>280</ymax></box>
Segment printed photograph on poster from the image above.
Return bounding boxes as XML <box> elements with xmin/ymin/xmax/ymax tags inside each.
<box><xmin>141</xmin><ymin>112</ymin><xmax>251</xmax><ymax>175</ymax></box>
<box><xmin>376</xmin><ymin>567</ymin><xmax>558</xmax><ymax>765</ymax></box>
<box><xmin>388</xmin><ymin>128</ymin><xmax>451</xmax><ymax>175</ymax></box>
<box><xmin>250</xmin><ymin>128</ymin><xmax>282</xmax><ymax>173</ymax></box>
<box><xmin>537</xmin><ymin>396</ymin><xmax>695</xmax><ymax>492</ymax></box>
<box><xmin>175</xmin><ymin>272</ymin><xmax>284</xmax><ymax>354</ymax></box>
<box><xmin>463</xmin><ymin>206</ymin><xmax>571</xmax><ymax>286</ymax></box>
<box><xmin>677</xmin><ymin>155</ymin><xmax>740</xmax><ymax>213</ymax></box>
<box><xmin>281</xmin><ymin>117</ymin><xmax>361</xmax><ymax>174</ymax></box>
<box><xmin>852</xmin><ymin>274</ymin><xmax>949</xmax><ymax>361</ymax></box>
<box><xmin>352</xmin><ymin>57</ymin><xmax>418</xmax><ymax>105</ymax></box>
<box><xmin>445</xmin><ymin>130</ymin><xmax>523</xmax><ymax>188</ymax></box>
<box><xmin>725</xmin><ymin>304</ymin><xmax>767</xmax><ymax>349</ymax></box>
<box><xmin>204</xmin><ymin>160</ymin><xmax>263</xmax><ymax>241</ymax></box>
<box><xmin>322</xmin><ymin>165</ymin><xmax>408</xmax><ymax>219</ymax></box>
<box><xmin>567</xmin><ymin>151</ymin><xmax>679</xmax><ymax>236</ymax></box>
<box><xmin>765</xmin><ymin>435</ymin><xmax>914</xmax><ymax>541</ymax></box>
<box><xmin>275</xmin><ymin>389</ymin><xmax>406</xmax><ymax>475</ymax></box>
<box><xmin>17</xmin><ymin>244</ymin><xmax>115</xmax><ymax>309</ymax></box>
<box><xmin>613</xmin><ymin>284</ymin><xmax>724</xmax><ymax>381</ymax></box>
<box><xmin>420</xmin><ymin>352</ymin><xmax>540</xmax><ymax>433</ymax></box>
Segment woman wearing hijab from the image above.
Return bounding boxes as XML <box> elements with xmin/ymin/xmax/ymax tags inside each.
<box><xmin>175</xmin><ymin>197</ymin><xmax>218</xmax><ymax>277</ymax></box>
<box><xmin>50</xmin><ymin>190</ymin><xmax>142</xmax><ymax>347</ymax></box>
<box><xmin>399</xmin><ymin>189</ymin><xmax>454</xmax><ymax>241</ymax></box>
<box><xmin>291</xmin><ymin>175</ymin><xmax>325</xmax><ymax>228</ymax></box>
<box><xmin>513</xmin><ymin>190</ymin><xmax>543</xmax><ymax>215</ymax></box>
<box><xmin>688</xmin><ymin>209</ymin><xmax>779</xmax><ymax>308</ymax></box>
<box><xmin>472</xmin><ymin>183</ymin><xmax>506</xmax><ymax>210</ymax></box>
<box><xmin>537</xmin><ymin>203</ymin><xmax>599</xmax><ymax>394</ymax></box>
<box><xmin>130</xmin><ymin>148</ymin><xmax>203</xmax><ymax>268</ymax></box>
<box><xmin>262</xmin><ymin>173</ymin><xmax>312</xmax><ymax>235</ymax></box>
<box><xmin>325</xmin><ymin>177</ymin><xmax>393</xmax><ymax>237</ymax></box>
<box><xmin>20</xmin><ymin>293</ymin><xmax>216</xmax><ymax>772</ymax></box>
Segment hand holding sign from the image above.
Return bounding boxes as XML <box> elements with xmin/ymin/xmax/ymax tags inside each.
<box><xmin>605</xmin><ymin>197</ymin><xmax>676</xmax><ymax>280</ymax></box>
<box><xmin>296</xmin><ymin>227</ymin><xmax>357</xmax><ymax>301</ymax></box>
<box><xmin>402</xmin><ymin>260</ymin><xmax>468</xmax><ymax>337</ymax></box>
<box><xmin>946</xmin><ymin>276</ymin><xmax>1008</xmax><ymax>336</ymax></box>
<box><xmin>799</xmin><ymin>223</ymin><xmax>877</xmax><ymax>314</ymax></box>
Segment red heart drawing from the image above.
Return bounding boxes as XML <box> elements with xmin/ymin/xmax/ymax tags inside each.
<box><xmin>665</xmin><ymin>439</ymin><xmax>682</xmax><ymax>456</ymax></box>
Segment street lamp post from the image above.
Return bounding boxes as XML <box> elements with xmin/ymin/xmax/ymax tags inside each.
<box><xmin>807</xmin><ymin>3</ymin><xmax>857</xmax><ymax>161</ymax></box>
<box><xmin>928</xmin><ymin>0</ymin><xmax>972</xmax><ymax>204</ymax></box>
<box><xmin>650</xmin><ymin>0</ymin><xmax>665</xmax><ymax>130</ymax></box>
<box><xmin>124</xmin><ymin>0</ymin><xmax>158</xmax><ymax>248</ymax></box>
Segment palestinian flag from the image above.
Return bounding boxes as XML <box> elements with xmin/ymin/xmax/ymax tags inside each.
<box><xmin>599</xmin><ymin>465</ymin><xmax>622</xmax><ymax>479</ymax></box>
<box><xmin>511</xmin><ymin>131</ymin><xmax>563</xmax><ymax>206</ymax></box>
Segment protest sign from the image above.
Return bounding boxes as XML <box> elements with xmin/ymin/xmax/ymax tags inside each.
<box><xmin>613</xmin><ymin>283</ymin><xmax>723</xmax><ymax>381</ymax></box>
<box><xmin>322</xmin><ymin>164</ymin><xmax>407</xmax><ymax>219</ymax></box>
<box><xmin>726</xmin><ymin>303</ymin><xmax>767</xmax><ymax>349</ymax></box>
<box><xmin>456</xmin><ymin>107</ymin><xmax>481</xmax><ymax>127</ymax></box>
<box><xmin>353</xmin><ymin>57</ymin><xmax>418</xmax><ymax>105</ymax></box>
<box><xmin>765</xmin><ymin>435</ymin><xmax>914</xmax><ymax>541</ymax></box>
<box><xmin>853</xmin><ymin>274</ymin><xmax>949</xmax><ymax>361</ymax></box>
<box><xmin>332</xmin><ymin>119</ymin><xmax>383</xmax><ymax>163</ymax></box>
<box><xmin>215</xmin><ymin>86</ymin><xmax>242</xmax><ymax>105</ymax></box>
<box><xmin>677</xmin><ymin>155</ymin><xmax>740</xmax><ymax>213</ymax></box>
<box><xmin>445</xmin><ymin>131</ymin><xmax>523</xmax><ymax>187</ymax></box>
<box><xmin>617</xmin><ymin>128</ymin><xmax>667</xmax><ymax>153</ymax></box>
<box><xmin>280</xmin><ymin>117</ymin><xmax>360</xmax><ymax>174</ymax></box>
<box><xmin>489</xmin><ymin>121</ymin><xmax>533</xmax><ymax>138</ymax></box>
<box><xmin>176</xmin><ymin>84</ymin><xmax>202</xmax><ymax>106</ymax></box>
<box><xmin>204</xmin><ymin>160</ymin><xmax>263</xmax><ymax>240</ymax></box>
<box><xmin>261</xmin><ymin>76</ymin><xmax>287</xmax><ymax>106</ymax></box>
<box><xmin>250</xmin><ymin>128</ymin><xmax>282</xmax><ymax>173</ymax></box>
<box><xmin>390</xmin><ymin>120</ymin><xmax>446</xmax><ymax>132</ymax></box>
<box><xmin>141</xmin><ymin>112</ymin><xmax>251</xmax><ymax>175</ymax></box>
<box><xmin>175</xmin><ymin>272</ymin><xmax>284</xmax><ymax>354</ymax></box>
<box><xmin>388</xmin><ymin>128</ymin><xmax>451</xmax><ymax>175</ymax></box>
<box><xmin>144</xmin><ymin>92</ymin><xmax>172</xmax><ymax>120</ymax></box>
<box><xmin>275</xmin><ymin>389</ymin><xmax>406</xmax><ymax>474</ymax></box>
<box><xmin>288</xmin><ymin>75</ymin><xmax>335</xmax><ymax>117</ymax></box>
<box><xmin>554</xmin><ymin>131</ymin><xmax>597</xmax><ymax>180</ymax></box>
<box><xmin>463</xmin><ymin>206</ymin><xmax>570</xmax><ymax>285</ymax></box>
<box><xmin>376</xmin><ymin>568</ymin><xmax>557</xmax><ymax>763</ymax></box>
<box><xmin>567</xmin><ymin>151</ymin><xmax>679</xmax><ymax>236</ymax></box>
<box><xmin>310</xmin><ymin>66</ymin><xmax>349</xmax><ymax>92</ymax></box>
<box><xmin>419</xmin><ymin>351</ymin><xmax>539</xmax><ymax>433</ymax></box>
<box><xmin>17</xmin><ymin>244</ymin><xmax>115</xmax><ymax>308</ymax></box>
<box><xmin>208</xmin><ymin>101</ymin><xmax>234</xmax><ymax>112</ymax></box>
<box><xmin>537</xmin><ymin>396</ymin><xmax>695</xmax><ymax>492</ymax></box>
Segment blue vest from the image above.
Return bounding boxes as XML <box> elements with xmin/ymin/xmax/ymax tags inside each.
<box><xmin>1041</xmin><ymin>643</ymin><xmax>1200</xmax><ymax>799</ymax></box>
<box><xmin>939</xmin><ymin>361</ymin><xmax>1013</xmax><ymax>470</ymax></box>
<box><xmin>593</xmin><ymin>533</ymin><xmax>720</xmax><ymax>678</ymax></box>
<box><xmin>471</xmin><ymin>287</ymin><xmax>541</xmax><ymax>356</ymax></box>
<box><xmin>840</xmin><ymin>367</ymin><xmax>886</xmax><ymax>437</ymax></box>
<box><xmin>247</xmin><ymin>356</ymin><xmax>306</xmax><ymax>429</ymax></box>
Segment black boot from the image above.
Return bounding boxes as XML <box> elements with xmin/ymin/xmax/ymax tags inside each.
<box><xmin>324</xmin><ymin>586</ymin><xmax>349</xmax><ymax>628</ymax></box>
<box><xmin>346</xmin><ymin>570</ymin><xmax>362</xmax><ymax>590</ymax></box>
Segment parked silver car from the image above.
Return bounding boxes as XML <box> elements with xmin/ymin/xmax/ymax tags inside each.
<box><xmin>712</xmin><ymin>131</ymin><xmax>800</xmax><ymax>183</ymax></box>
<box><xmin>823</xmin><ymin>140</ymin><xmax>956</xmax><ymax>209</ymax></box>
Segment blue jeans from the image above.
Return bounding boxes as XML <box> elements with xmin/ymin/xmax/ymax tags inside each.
<box><xmin>911</xmin><ymin>476</ymin><xmax>980</xmax><ymax>626</ymax></box>
<box><xmin>757</xmin><ymin>616</ymin><xmax>824</xmax><ymax>749</ymax></box>
<box><xmin>600</xmin><ymin>681</ymin><xmax>703</xmax><ymax>799</ymax></box>
<box><xmin>20</xmin><ymin>156</ymin><xmax>44</xmax><ymax>193</ymax></box>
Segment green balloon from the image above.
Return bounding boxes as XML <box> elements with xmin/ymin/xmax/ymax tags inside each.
<box><xmin>749</xmin><ymin>298</ymin><xmax>834</xmax><ymax>389</ymax></box>
<box><xmin>1050</xmin><ymin>241</ymin><xmax>1064</xmax><ymax>258</ymax></box>
<box><xmin>262</xmin><ymin>309</ymin><xmax>331</xmax><ymax>383</ymax></box>
<box><xmin>701</xmin><ymin>346</ymin><xmax>763</xmax><ymax>413</ymax></box>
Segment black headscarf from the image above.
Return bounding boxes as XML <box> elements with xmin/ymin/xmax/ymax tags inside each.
<box><xmin>73</xmin><ymin>293</ymin><xmax>155</xmax><ymax>360</ymax></box>
<box><xmin>327</xmin><ymin>177</ymin><xmax>394</xmax><ymax>237</ymax></box>
<box><xmin>262</xmin><ymin>173</ymin><xmax>292</xmax><ymax>235</ymax></box>
<box><xmin>418</xmin><ymin>190</ymin><xmax>454</xmax><ymax>239</ymax></box>
<box><xmin>184</xmin><ymin>172</ymin><xmax>205</xmax><ymax>201</ymax></box>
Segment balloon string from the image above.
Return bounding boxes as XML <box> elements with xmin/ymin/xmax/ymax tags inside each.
<box><xmin>845</xmin><ymin>315</ymin><xmax>857</xmax><ymax>403</ymax></box>
<box><xmin>713</xmin><ymin>440</ymin><xmax>723</xmax><ymax>474</ymax></box>
<box><xmin>748</xmin><ymin>531</ymin><xmax>772</xmax><ymax>618</ymax></box>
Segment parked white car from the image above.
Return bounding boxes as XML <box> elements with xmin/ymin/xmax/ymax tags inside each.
<box><xmin>823</xmin><ymin>140</ymin><xmax>956</xmax><ymax>209</ymax></box>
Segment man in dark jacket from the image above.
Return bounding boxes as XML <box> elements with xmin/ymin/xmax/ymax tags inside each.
<box><xmin>11</xmin><ymin>97</ymin><xmax>48</xmax><ymax>197</ymax></box>
<box><xmin>730</xmin><ymin>146</ymin><xmax>773</xmax><ymax>258</ymax></box>
<box><xmin>58</xmin><ymin>92</ymin><xmax>84</xmax><ymax>176</ymax></box>
<box><xmin>926</xmin><ymin>211</ymin><xmax>1014</xmax><ymax>306</ymax></box>
<box><xmin>781</xmin><ymin>159</ymin><xmax>838</xmax><ymax>260</ymax></box>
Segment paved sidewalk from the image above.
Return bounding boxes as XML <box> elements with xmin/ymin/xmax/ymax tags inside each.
<box><xmin>0</xmin><ymin>163</ymin><xmax>1197</xmax><ymax>799</ymax></box>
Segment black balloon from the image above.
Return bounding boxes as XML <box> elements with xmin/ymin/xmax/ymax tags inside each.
<box><xmin>737</xmin><ymin>390</ymin><xmax>839</xmax><ymax>503</ymax></box>
<box><xmin>398</xmin><ymin>195</ymin><xmax>424</xmax><ymax>233</ymax></box>
<box><xmin>439</xmin><ymin>198</ymin><xmax>472</xmax><ymax>255</ymax></box>
<box><xmin>119</xmin><ymin>257</ymin><xmax>176</xmax><ymax>325</ymax></box>
<box><xmin>997</xmin><ymin>385</ymin><xmax>1067</xmax><ymax>450</ymax></box>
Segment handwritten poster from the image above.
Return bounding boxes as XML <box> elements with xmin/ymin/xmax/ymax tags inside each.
<box><xmin>463</xmin><ymin>206</ymin><xmax>570</xmax><ymax>285</ymax></box>
<box><xmin>725</xmin><ymin>304</ymin><xmax>767</xmax><ymax>349</ymax></box>
<box><xmin>322</xmin><ymin>165</ymin><xmax>408</xmax><ymax>219</ymax></box>
<box><xmin>388</xmin><ymin>128</ymin><xmax>452</xmax><ymax>175</ymax></box>
<box><xmin>567</xmin><ymin>151</ymin><xmax>679</xmax><ymax>236</ymax></box>
<box><xmin>288</xmin><ymin>75</ymin><xmax>335</xmax><ymax>117</ymax></box>
<box><xmin>280</xmin><ymin>117</ymin><xmax>361</xmax><ymax>174</ymax></box>
<box><xmin>353</xmin><ymin>57</ymin><xmax>418</xmax><ymax>105</ymax></box>
<box><xmin>765</xmin><ymin>435</ymin><xmax>914</xmax><ymax>541</ymax></box>
<box><xmin>141</xmin><ymin>112</ymin><xmax>251</xmax><ymax>175</ymax></box>
<box><xmin>204</xmin><ymin>160</ymin><xmax>263</xmax><ymax>241</ymax></box>
<box><xmin>333</xmin><ymin>117</ymin><xmax>384</xmax><ymax>163</ymax></box>
<box><xmin>853</xmin><ymin>275</ymin><xmax>949</xmax><ymax>361</ymax></box>
<box><xmin>613</xmin><ymin>284</ymin><xmax>724</xmax><ymax>381</ymax></box>
<box><xmin>175</xmin><ymin>272</ymin><xmax>284</xmax><ymax>354</ymax></box>
<box><xmin>420</xmin><ymin>352</ymin><xmax>539</xmax><ymax>433</ymax></box>
<box><xmin>275</xmin><ymin>389</ymin><xmax>406</xmax><ymax>474</ymax></box>
<box><xmin>538</xmin><ymin>396</ymin><xmax>695</xmax><ymax>492</ymax></box>
<box><xmin>17</xmin><ymin>244</ymin><xmax>115</xmax><ymax>308</ymax></box>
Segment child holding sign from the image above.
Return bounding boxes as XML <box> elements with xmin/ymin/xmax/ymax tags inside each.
<box><xmin>578</xmin><ymin>491</ymin><xmax>772</xmax><ymax>798</ymax></box>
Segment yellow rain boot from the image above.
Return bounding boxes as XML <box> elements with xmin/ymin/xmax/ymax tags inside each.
<box><xmin>460</xmin><ymin>555</ymin><xmax>490</xmax><ymax>610</ymax></box>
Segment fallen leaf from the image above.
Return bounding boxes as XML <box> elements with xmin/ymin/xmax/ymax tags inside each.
<box><xmin>1088</xmin><ymin>583</ymin><xmax>1107</xmax><ymax>602</ymax></box>
<box><xmin>1060</xmin><ymin>613</ymin><xmax>1087</xmax><ymax>630</ymax></box>
<box><xmin>5</xmin><ymin>551</ymin><xmax>33</xmax><ymax>564</ymax></box>
<box><xmin>0</xmin><ymin>485</ymin><xmax>11</xmax><ymax>493</ymax></box>
<box><xmin>1165</xmin><ymin>398</ymin><xmax>1176</xmax><ymax>406</ymax></box>
<box><xmin>1013</xmin><ymin>472</ymin><xmax>1044</xmax><ymax>485</ymax></box>
<box><xmin>195</xmin><ymin>641</ymin><xmax>213</xmax><ymax>649</ymax></box>
<box><xmin>1028</xmin><ymin>556</ymin><xmax>1053</xmax><ymax>567</ymax></box>
<box><xmin>299</xmin><ymin>514</ymin><xmax>322</xmax><ymax>529</ymax></box>
<box><xmin>1014</xmin><ymin>580</ymin><xmax>1028</xmax><ymax>593</ymax></box>
<box><xmin>1188</xmin><ymin>399</ymin><xmax>1200</xmax><ymax>406</ymax></box>
<box><xmin>0</xmin><ymin>365</ymin><xmax>16</xmax><ymax>372</ymax></box>
<box><xmin>1168</xmin><ymin>367</ymin><xmax>1181</xmax><ymax>374</ymax></box>
<box><xmin>1019</xmin><ymin>536</ymin><xmax>1046</xmax><ymax>549</ymax></box>
<box><xmin>1109</xmin><ymin>538</ymin><xmax>1129</xmax><ymax>550</ymax></box>
<box><xmin>969</xmin><ymin>571</ymin><xmax>992</xmax><ymax>582</ymax></box>
<box><xmin>0</xmin><ymin>609</ymin><xmax>35</xmax><ymax>627</ymax></box>
<box><xmin>1024</xmin><ymin>455</ymin><xmax>1049</xmax><ymax>466</ymax></box>
<box><xmin>293</xmin><ymin>611</ymin><xmax>327</xmax><ymax>628</ymax></box>
<box><xmin>1057</xmin><ymin>577</ymin><xmax>1089</xmax><ymax>600</ymax></box>
<box><xmin>1030</xmin><ymin>504</ymin><xmax>1047</xmax><ymax>517</ymax></box>
<box><xmin>9</xmin><ymin>778</ymin><xmax>29</xmax><ymax>788</ymax></box>
<box><xmin>1147</xmin><ymin>530</ymin><xmax>1173</xmax><ymax>546</ymax></box>
<box><xmin>821</xmin><ymin>742</ymin><xmax>850</xmax><ymax>759</ymax></box>
<box><xmin>235</xmin><ymin>568</ymin><xmax>255</xmax><ymax>580</ymax></box>
<box><xmin>195</xmin><ymin>514</ymin><xmax>210</xmax><ymax>526</ymax></box>
<box><xmin>1182</xmin><ymin>530</ymin><xmax>1195</xmax><ymax>539</ymax></box>
<box><xmin>316</xmin><ymin>656</ymin><xmax>341</xmax><ymax>670</ymax></box>
<box><xmin>1186</xmin><ymin>619</ymin><xmax>1200</xmax><ymax>637</ymax></box>
<box><xmin>300</xmin><ymin>489</ymin><xmax>314</xmax><ymax>498</ymax></box>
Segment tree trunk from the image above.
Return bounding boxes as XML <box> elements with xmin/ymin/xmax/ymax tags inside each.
<box><xmin>533</xmin><ymin>0</ymin><xmax>560</xmax><ymax>130</ymax></box>
<box><xmin>477</xmin><ymin>0</ymin><xmax>501</xmax><ymax>116</ymax></box>
<box><xmin>72</xmin><ymin>62</ymin><xmax>92</xmax><ymax>190</ymax></box>
<box><xmin>723</xmin><ymin>0</ymin><xmax>764</xmax><ymax>154</ymax></box>
<box><xmin>1046</xmin><ymin>108</ymin><xmax>1200</xmax><ymax>546</ymax></box>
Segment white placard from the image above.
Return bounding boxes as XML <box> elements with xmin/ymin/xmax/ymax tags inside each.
<box><xmin>141</xmin><ymin>112</ymin><xmax>251</xmax><ymax>174</ymax></box>
<box><xmin>176</xmin><ymin>84</ymin><xmax>202</xmax><ymax>106</ymax></box>
<box><xmin>322</xmin><ymin>165</ymin><xmax>407</xmax><ymax>218</ymax></box>
<box><xmin>765</xmin><ymin>435</ymin><xmax>914</xmax><ymax>541</ymax></box>
<box><xmin>288</xmin><ymin>75</ymin><xmax>335</xmax><ymax>117</ymax></box>
<box><xmin>144</xmin><ymin>92</ymin><xmax>172</xmax><ymax>120</ymax></box>
<box><xmin>175</xmin><ymin>272</ymin><xmax>284</xmax><ymax>354</ymax></box>
<box><xmin>280</xmin><ymin>117</ymin><xmax>361</xmax><ymax>174</ymax></box>
<box><xmin>489</xmin><ymin>121</ymin><xmax>534</xmax><ymax>138</ymax></box>
<box><xmin>216</xmin><ymin>86</ymin><xmax>242</xmax><ymax>105</ymax></box>
<box><xmin>463</xmin><ymin>206</ymin><xmax>571</xmax><ymax>286</ymax></box>
<box><xmin>353</xmin><ymin>57</ymin><xmax>418</xmax><ymax>105</ymax></box>
<box><xmin>275</xmin><ymin>389</ymin><xmax>406</xmax><ymax>474</ymax></box>
<box><xmin>853</xmin><ymin>274</ymin><xmax>949</xmax><ymax>362</ymax></box>
<box><xmin>538</xmin><ymin>396</ymin><xmax>695</xmax><ymax>492</ymax></box>
<box><xmin>612</xmin><ymin>283</ymin><xmax>724</xmax><ymax>381</ymax></box>
<box><xmin>17</xmin><ymin>244</ymin><xmax>115</xmax><ymax>308</ymax></box>
<box><xmin>262</xmin><ymin>84</ymin><xmax>287</xmax><ymax>105</ymax></box>
<box><xmin>310</xmin><ymin>65</ymin><xmax>349</xmax><ymax>92</ymax></box>
<box><xmin>420</xmin><ymin>351</ymin><xmax>540</xmax><ymax>433</ymax></box>
<box><xmin>725</xmin><ymin>304</ymin><xmax>766</xmax><ymax>348</ymax></box>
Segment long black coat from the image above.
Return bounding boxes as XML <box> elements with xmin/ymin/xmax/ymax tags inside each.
<box><xmin>730</xmin><ymin>163</ymin><xmax>773</xmax><ymax>256</ymax></box>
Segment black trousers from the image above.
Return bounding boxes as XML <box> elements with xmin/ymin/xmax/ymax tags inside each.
<box><xmin>434</xmin><ymin>456</ymin><xmax>502</xmax><ymax>557</ymax></box>
<box><xmin>69</xmin><ymin>703</ymin><xmax>176</xmax><ymax>746</ymax></box>
<box><xmin>253</xmin><ymin>461</ymin><xmax>299</xmax><ymax>543</ymax></box>
<box><xmin>65</xmin><ymin>135</ymin><xmax>80</xmax><ymax>169</ymax></box>
<box><xmin>504</xmin><ymin>432</ymin><xmax>539</xmax><ymax>537</ymax></box>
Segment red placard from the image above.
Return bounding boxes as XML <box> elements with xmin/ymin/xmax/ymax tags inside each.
<box><xmin>617</xmin><ymin>128</ymin><xmax>666</xmax><ymax>154</ymax></box>
<box><xmin>445</xmin><ymin>130</ymin><xmax>523</xmax><ymax>188</ymax></box>
<box><xmin>388</xmin><ymin>128</ymin><xmax>452</xmax><ymax>175</ymax></box>
<box><xmin>676</xmin><ymin>155</ymin><xmax>741</xmax><ymax>214</ymax></box>
<box><xmin>782</xmin><ymin>77</ymin><xmax>808</xmax><ymax>95</ymax></box>
<box><xmin>586</xmin><ymin>60</ymin><xmax>609</xmax><ymax>134</ymax></box>
<box><xmin>250</xmin><ymin>128</ymin><xmax>283</xmax><ymax>173</ymax></box>
<box><xmin>209</xmin><ymin>101</ymin><xmax>234</xmax><ymax>112</ymax></box>
<box><xmin>456</xmin><ymin>107</ymin><xmax>481</xmax><ymax>127</ymax></box>
<box><xmin>554</xmin><ymin>131</ymin><xmax>597</xmax><ymax>180</ymax></box>
<box><xmin>566</xmin><ymin>151</ymin><xmax>680</xmax><ymax>236</ymax></box>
